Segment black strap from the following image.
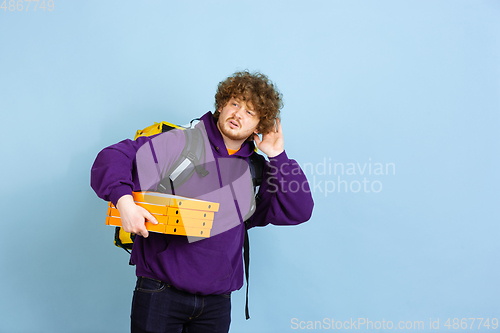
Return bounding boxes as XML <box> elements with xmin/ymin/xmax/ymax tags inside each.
<box><xmin>249</xmin><ymin>152</ymin><xmax>263</xmax><ymax>188</ymax></box>
<box><xmin>243</xmin><ymin>226</ymin><xmax>250</xmax><ymax>319</ymax></box>
<box><xmin>243</xmin><ymin>151</ymin><xmax>263</xmax><ymax>320</ymax></box>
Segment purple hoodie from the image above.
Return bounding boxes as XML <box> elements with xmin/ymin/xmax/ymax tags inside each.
<box><xmin>91</xmin><ymin>112</ymin><xmax>314</xmax><ymax>295</ymax></box>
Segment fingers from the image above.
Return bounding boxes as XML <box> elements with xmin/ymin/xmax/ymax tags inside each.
<box><xmin>276</xmin><ymin>117</ymin><xmax>282</xmax><ymax>134</ymax></box>
<box><xmin>115</xmin><ymin>197</ymin><xmax>163</xmax><ymax>239</ymax></box>
<box><xmin>133</xmin><ymin>207</ymin><xmax>160</xmax><ymax>238</ymax></box>
<box><xmin>141</xmin><ymin>207</ymin><xmax>158</xmax><ymax>225</ymax></box>
<box><xmin>268</xmin><ymin>118</ymin><xmax>281</xmax><ymax>135</ymax></box>
<box><xmin>137</xmin><ymin>208</ymin><xmax>159</xmax><ymax>239</ymax></box>
<box><xmin>125</xmin><ymin>215</ymin><xmax>149</xmax><ymax>238</ymax></box>
<box><xmin>119</xmin><ymin>204</ymin><xmax>156</xmax><ymax>238</ymax></box>
<box><xmin>253</xmin><ymin>133</ymin><xmax>262</xmax><ymax>146</ymax></box>
<box><xmin>122</xmin><ymin>216</ymin><xmax>149</xmax><ymax>238</ymax></box>
<box><xmin>138</xmin><ymin>226</ymin><xmax>149</xmax><ymax>239</ymax></box>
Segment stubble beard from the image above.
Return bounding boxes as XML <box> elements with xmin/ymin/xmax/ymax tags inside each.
<box><xmin>217</xmin><ymin>117</ymin><xmax>252</xmax><ymax>141</ymax></box>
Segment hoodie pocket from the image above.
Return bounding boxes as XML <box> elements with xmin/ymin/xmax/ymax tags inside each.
<box><xmin>156</xmin><ymin>242</ymin><xmax>233</xmax><ymax>295</ymax></box>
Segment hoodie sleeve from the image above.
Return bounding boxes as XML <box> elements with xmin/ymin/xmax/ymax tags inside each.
<box><xmin>246</xmin><ymin>150</ymin><xmax>314</xmax><ymax>228</ymax></box>
<box><xmin>90</xmin><ymin>136</ymin><xmax>151</xmax><ymax>206</ymax></box>
<box><xmin>90</xmin><ymin>130</ymin><xmax>185</xmax><ymax>206</ymax></box>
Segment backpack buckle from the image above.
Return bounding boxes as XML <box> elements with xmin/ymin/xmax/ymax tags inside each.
<box><xmin>186</xmin><ymin>151</ymin><xmax>197</xmax><ymax>162</ymax></box>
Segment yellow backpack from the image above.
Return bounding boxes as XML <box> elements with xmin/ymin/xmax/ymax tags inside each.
<box><xmin>113</xmin><ymin>120</ymin><xmax>208</xmax><ymax>252</ymax></box>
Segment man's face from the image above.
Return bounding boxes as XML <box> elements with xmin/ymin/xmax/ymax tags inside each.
<box><xmin>217</xmin><ymin>97</ymin><xmax>260</xmax><ymax>146</ymax></box>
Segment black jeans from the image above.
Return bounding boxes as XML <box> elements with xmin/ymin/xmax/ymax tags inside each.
<box><xmin>131</xmin><ymin>276</ymin><xmax>231</xmax><ymax>333</ymax></box>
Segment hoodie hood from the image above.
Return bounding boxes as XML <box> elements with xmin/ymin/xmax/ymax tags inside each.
<box><xmin>199</xmin><ymin>111</ymin><xmax>256</xmax><ymax>158</ymax></box>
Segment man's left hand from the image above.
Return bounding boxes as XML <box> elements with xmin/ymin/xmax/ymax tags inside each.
<box><xmin>253</xmin><ymin>118</ymin><xmax>284</xmax><ymax>158</ymax></box>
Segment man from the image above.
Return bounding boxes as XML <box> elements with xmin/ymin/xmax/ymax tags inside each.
<box><xmin>91</xmin><ymin>71</ymin><xmax>314</xmax><ymax>333</ymax></box>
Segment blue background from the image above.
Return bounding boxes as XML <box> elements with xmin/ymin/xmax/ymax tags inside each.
<box><xmin>1</xmin><ymin>1</ymin><xmax>499</xmax><ymax>332</ymax></box>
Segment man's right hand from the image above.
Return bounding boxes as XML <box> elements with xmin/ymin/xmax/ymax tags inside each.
<box><xmin>116</xmin><ymin>194</ymin><xmax>158</xmax><ymax>238</ymax></box>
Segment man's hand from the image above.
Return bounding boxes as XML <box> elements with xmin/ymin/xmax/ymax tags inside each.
<box><xmin>116</xmin><ymin>194</ymin><xmax>158</xmax><ymax>238</ymax></box>
<box><xmin>253</xmin><ymin>118</ymin><xmax>284</xmax><ymax>158</ymax></box>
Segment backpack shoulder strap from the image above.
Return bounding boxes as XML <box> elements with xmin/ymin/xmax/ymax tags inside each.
<box><xmin>248</xmin><ymin>151</ymin><xmax>263</xmax><ymax>189</ymax></box>
<box><xmin>243</xmin><ymin>150</ymin><xmax>264</xmax><ymax>320</ymax></box>
<box><xmin>157</xmin><ymin>127</ymin><xmax>209</xmax><ymax>194</ymax></box>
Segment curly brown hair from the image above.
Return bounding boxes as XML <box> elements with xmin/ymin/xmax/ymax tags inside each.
<box><xmin>214</xmin><ymin>70</ymin><xmax>283</xmax><ymax>136</ymax></box>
